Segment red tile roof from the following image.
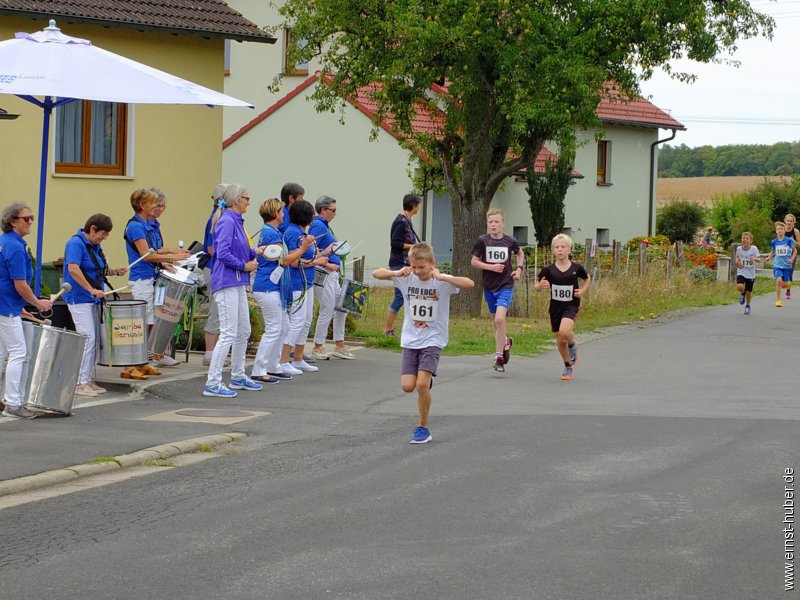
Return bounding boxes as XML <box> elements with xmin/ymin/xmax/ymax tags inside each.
<box><xmin>0</xmin><ymin>0</ymin><xmax>275</xmax><ymax>43</ymax></box>
<box><xmin>596</xmin><ymin>87</ymin><xmax>684</xmax><ymax>130</ymax></box>
<box><xmin>515</xmin><ymin>147</ymin><xmax>584</xmax><ymax>178</ymax></box>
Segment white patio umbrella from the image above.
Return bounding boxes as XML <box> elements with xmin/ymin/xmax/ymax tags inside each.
<box><xmin>0</xmin><ymin>20</ymin><xmax>253</xmax><ymax>293</ymax></box>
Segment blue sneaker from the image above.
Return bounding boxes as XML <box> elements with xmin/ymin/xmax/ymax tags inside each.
<box><xmin>229</xmin><ymin>377</ymin><xmax>263</xmax><ymax>391</ymax></box>
<box><xmin>744</xmin><ymin>305</ymin><xmax>751</xmax><ymax>315</ymax></box>
<box><xmin>739</xmin><ymin>293</ymin><xmax>746</xmax><ymax>305</ymax></box>
<box><xmin>410</xmin><ymin>426</ymin><xmax>432</xmax><ymax>444</ymax></box>
<box><xmin>251</xmin><ymin>375</ymin><xmax>280</xmax><ymax>385</ymax></box>
<box><xmin>203</xmin><ymin>384</ymin><xmax>238</xmax><ymax>398</ymax></box>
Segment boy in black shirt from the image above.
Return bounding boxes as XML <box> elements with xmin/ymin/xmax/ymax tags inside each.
<box><xmin>534</xmin><ymin>234</ymin><xmax>591</xmax><ymax>380</ymax></box>
<box><xmin>471</xmin><ymin>208</ymin><xmax>525</xmax><ymax>373</ymax></box>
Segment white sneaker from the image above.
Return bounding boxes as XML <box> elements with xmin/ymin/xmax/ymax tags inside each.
<box><xmin>88</xmin><ymin>382</ymin><xmax>107</xmax><ymax>394</ymax></box>
<box><xmin>291</xmin><ymin>360</ymin><xmax>319</xmax><ymax>372</ymax></box>
<box><xmin>331</xmin><ymin>347</ymin><xmax>355</xmax><ymax>360</ymax></box>
<box><xmin>154</xmin><ymin>355</ymin><xmax>180</xmax><ymax>367</ymax></box>
<box><xmin>311</xmin><ymin>347</ymin><xmax>330</xmax><ymax>360</ymax></box>
<box><xmin>74</xmin><ymin>383</ymin><xmax>98</xmax><ymax>397</ymax></box>
<box><xmin>280</xmin><ymin>362</ymin><xmax>304</xmax><ymax>375</ymax></box>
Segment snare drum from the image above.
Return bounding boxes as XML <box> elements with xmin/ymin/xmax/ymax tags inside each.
<box><xmin>313</xmin><ymin>267</ymin><xmax>329</xmax><ymax>288</ymax></box>
<box><xmin>334</xmin><ymin>279</ymin><xmax>369</xmax><ymax>318</ymax></box>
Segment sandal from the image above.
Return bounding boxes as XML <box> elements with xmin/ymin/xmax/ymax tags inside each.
<box><xmin>139</xmin><ymin>364</ymin><xmax>162</xmax><ymax>376</ymax></box>
<box><xmin>121</xmin><ymin>368</ymin><xmax>149</xmax><ymax>380</ymax></box>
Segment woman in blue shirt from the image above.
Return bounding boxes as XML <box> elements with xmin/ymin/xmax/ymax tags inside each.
<box><xmin>278</xmin><ymin>200</ymin><xmax>326</xmax><ymax>375</ymax></box>
<box><xmin>64</xmin><ymin>214</ymin><xmax>128</xmax><ymax>397</ymax></box>
<box><xmin>250</xmin><ymin>198</ymin><xmax>314</xmax><ymax>382</ymax></box>
<box><xmin>0</xmin><ymin>203</ymin><xmax>52</xmax><ymax>419</ymax></box>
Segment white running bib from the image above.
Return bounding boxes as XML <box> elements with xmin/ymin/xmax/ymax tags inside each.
<box><xmin>485</xmin><ymin>246</ymin><xmax>508</xmax><ymax>264</ymax></box>
<box><xmin>551</xmin><ymin>284</ymin><xmax>573</xmax><ymax>302</ymax></box>
<box><xmin>409</xmin><ymin>297</ymin><xmax>437</xmax><ymax>321</ymax></box>
<box><xmin>777</xmin><ymin>246</ymin><xmax>789</xmax><ymax>257</ymax></box>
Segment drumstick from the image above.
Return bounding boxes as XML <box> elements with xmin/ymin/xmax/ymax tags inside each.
<box><xmin>49</xmin><ymin>282</ymin><xmax>71</xmax><ymax>301</ymax></box>
<box><xmin>104</xmin><ymin>286</ymin><xmax>131</xmax><ymax>296</ymax></box>
<box><xmin>22</xmin><ymin>311</ymin><xmax>51</xmax><ymax>326</ymax></box>
<box><xmin>128</xmin><ymin>250</ymin><xmax>153</xmax><ymax>270</ymax></box>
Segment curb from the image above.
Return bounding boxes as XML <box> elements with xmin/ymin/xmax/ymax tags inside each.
<box><xmin>0</xmin><ymin>432</ymin><xmax>247</xmax><ymax>498</ymax></box>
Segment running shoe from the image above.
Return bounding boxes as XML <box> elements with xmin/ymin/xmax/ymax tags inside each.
<box><xmin>739</xmin><ymin>293</ymin><xmax>746</xmax><ymax>305</ymax></box>
<box><xmin>777</xmin><ymin>300</ymin><xmax>783</xmax><ymax>308</ymax></box>
<box><xmin>229</xmin><ymin>377</ymin><xmax>263</xmax><ymax>391</ymax></box>
<box><xmin>568</xmin><ymin>342</ymin><xmax>579</xmax><ymax>365</ymax></box>
<box><xmin>331</xmin><ymin>347</ymin><xmax>355</xmax><ymax>360</ymax></box>
<box><xmin>493</xmin><ymin>357</ymin><xmax>505</xmax><ymax>372</ymax></box>
<box><xmin>154</xmin><ymin>355</ymin><xmax>180</xmax><ymax>367</ymax></box>
<box><xmin>74</xmin><ymin>383</ymin><xmax>98</xmax><ymax>397</ymax></box>
<box><xmin>88</xmin><ymin>382</ymin><xmax>107</xmax><ymax>394</ymax></box>
<box><xmin>251</xmin><ymin>375</ymin><xmax>280</xmax><ymax>385</ymax></box>
<box><xmin>291</xmin><ymin>360</ymin><xmax>319</xmax><ymax>372</ymax></box>
<box><xmin>2</xmin><ymin>405</ymin><xmax>40</xmax><ymax>419</ymax></box>
<box><xmin>503</xmin><ymin>337</ymin><xmax>513</xmax><ymax>364</ymax></box>
<box><xmin>788</xmin><ymin>290</ymin><xmax>792</xmax><ymax>300</ymax></box>
<box><xmin>410</xmin><ymin>426</ymin><xmax>432</xmax><ymax>444</ymax></box>
<box><xmin>561</xmin><ymin>365</ymin><xmax>573</xmax><ymax>381</ymax></box>
<box><xmin>744</xmin><ymin>305</ymin><xmax>751</xmax><ymax>315</ymax></box>
<box><xmin>267</xmin><ymin>371</ymin><xmax>293</xmax><ymax>380</ymax></box>
<box><xmin>280</xmin><ymin>362</ymin><xmax>304</xmax><ymax>375</ymax></box>
<box><xmin>311</xmin><ymin>348</ymin><xmax>330</xmax><ymax>360</ymax></box>
<box><xmin>203</xmin><ymin>384</ymin><xmax>238</xmax><ymax>398</ymax></box>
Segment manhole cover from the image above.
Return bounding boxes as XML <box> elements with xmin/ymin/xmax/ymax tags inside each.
<box><xmin>175</xmin><ymin>409</ymin><xmax>254</xmax><ymax>418</ymax></box>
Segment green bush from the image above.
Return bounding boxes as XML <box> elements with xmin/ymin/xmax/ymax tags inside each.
<box><xmin>729</xmin><ymin>206</ymin><xmax>774</xmax><ymax>250</ymax></box>
<box><xmin>657</xmin><ymin>200</ymin><xmax>707</xmax><ymax>243</ymax></box>
<box><xmin>624</xmin><ymin>235</ymin><xmax>670</xmax><ymax>252</ymax></box>
<box><xmin>688</xmin><ymin>266</ymin><xmax>716</xmax><ymax>283</ymax></box>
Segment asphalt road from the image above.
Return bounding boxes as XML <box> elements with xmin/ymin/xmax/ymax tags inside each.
<box><xmin>0</xmin><ymin>291</ymin><xmax>796</xmax><ymax>599</ymax></box>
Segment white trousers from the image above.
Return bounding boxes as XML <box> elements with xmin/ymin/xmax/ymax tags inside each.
<box><xmin>130</xmin><ymin>278</ymin><xmax>155</xmax><ymax>325</ymax></box>
<box><xmin>205</xmin><ymin>286</ymin><xmax>250</xmax><ymax>387</ymax></box>
<box><xmin>68</xmin><ymin>303</ymin><xmax>99</xmax><ymax>385</ymax></box>
<box><xmin>252</xmin><ymin>291</ymin><xmax>288</xmax><ymax>376</ymax></box>
<box><xmin>284</xmin><ymin>287</ymin><xmax>314</xmax><ymax>348</ymax></box>
<box><xmin>313</xmin><ymin>272</ymin><xmax>345</xmax><ymax>344</ymax></box>
<box><xmin>0</xmin><ymin>315</ymin><xmax>27</xmax><ymax>407</ymax></box>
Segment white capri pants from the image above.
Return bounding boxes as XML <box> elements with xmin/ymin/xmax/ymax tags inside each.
<box><xmin>202</xmin><ymin>266</ymin><xmax>220</xmax><ymax>335</ymax></box>
<box><xmin>313</xmin><ymin>270</ymin><xmax>345</xmax><ymax>344</ymax></box>
<box><xmin>205</xmin><ymin>285</ymin><xmax>250</xmax><ymax>388</ymax></box>
<box><xmin>130</xmin><ymin>278</ymin><xmax>155</xmax><ymax>325</ymax></box>
<box><xmin>284</xmin><ymin>287</ymin><xmax>314</xmax><ymax>348</ymax></box>
<box><xmin>0</xmin><ymin>315</ymin><xmax>27</xmax><ymax>407</ymax></box>
<box><xmin>252</xmin><ymin>291</ymin><xmax>288</xmax><ymax>377</ymax></box>
<box><xmin>68</xmin><ymin>302</ymin><xmax>99</xmax><ymax>385</ymax></box>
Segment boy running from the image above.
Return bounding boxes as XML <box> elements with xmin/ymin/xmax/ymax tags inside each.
<box><xmin>735</xmin><ymin>232</ymin><xmax>760</xmax><ymax>315</ymax></box>
<box><xmin>784</xmin><ymin>214</ymin><xmax>799</xmax><ymax>299</ymax></box>
<box><xmin>373</xmin><ymin>243</ymin><xmax>474</xmax><ymax>444</ymax></box>
<box><xmin>533</xmin><ymin>234</ymin><xmax>591</xmax><ymax>381</ymax></box>
<box><xmin>470</xmin><ymin>208</ymin><xmax>525</xmax><ymax>373</ymax></box>
<box><xmin>764</xmin><ymin>221</ymin><xmax>796</xmax><ymax>308</ymax></box>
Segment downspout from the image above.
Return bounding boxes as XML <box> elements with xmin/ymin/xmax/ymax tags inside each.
<box><xmin>649</xmin><ymin>128</ymin><xmax>677</xmax><ymax>236</ymax></box>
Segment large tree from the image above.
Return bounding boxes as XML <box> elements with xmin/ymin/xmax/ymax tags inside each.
<box><xmin>278</xmin><ymin>0</ymin><xmax>772</xmax><ymax>314</ymax></box>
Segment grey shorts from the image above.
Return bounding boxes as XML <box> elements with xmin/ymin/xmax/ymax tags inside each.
<box><xmin>401</xmin><ymin>346</ymin><xmax>441</xmax><ymax>376</ymax></box>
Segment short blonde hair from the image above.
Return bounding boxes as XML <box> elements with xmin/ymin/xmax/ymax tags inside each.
<box><xmin>408</xmin><ymin>242</ymin><xmax>435</xmax><ymax>263</ymax></box>
<box><xmin>130</xmin><ymin>188</ymin><xmax>158</xmax><ymax>213</ymax></box>
<box><xmin>776</xmin><ymin>221</ymin><xmax>787</xmax><ymax>229</ymax></box>
<box><xmin>258</xmin><ymin>198</ymin><xmax>283</xmax><ymax>223</ymax></box>
<box><xmin>486</xmin><ymin>208</ymin><xmax>504</xmax><ymax>219</ymax></box>
<box><xmin>552</xmin><ymin>233</ymin><xmax>573</xmax><ymax>248</ymax></box>
<box><xmin>741</xmin><ymin>231</ymin><xmax>753</xmax><ymax>240</ymax></box>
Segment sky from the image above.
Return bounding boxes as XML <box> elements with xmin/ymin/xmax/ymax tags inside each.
<box><xmin>640</xmin><ymin>0</ymin><xmax>800</xmax><ymax>148</ymax></box>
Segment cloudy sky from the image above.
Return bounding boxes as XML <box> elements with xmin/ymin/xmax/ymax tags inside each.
<box><xmin>640</xmin><ymin>0</ymin><xmax>800</xmax><ymax>148</ymax></box>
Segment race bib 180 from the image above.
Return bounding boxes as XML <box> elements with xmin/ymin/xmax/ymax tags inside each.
<box><xmin>551</xmin><ymin>284</ymin><xmax>573</xmax><ymax>302</ymax></box>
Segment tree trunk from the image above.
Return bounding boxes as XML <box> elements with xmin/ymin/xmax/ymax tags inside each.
<box><xmin>450</xmin><ymin>186</ymin><xmax>491</xmax><ymax>316</ymax></box>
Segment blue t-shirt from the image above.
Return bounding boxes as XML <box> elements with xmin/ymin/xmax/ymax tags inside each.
<box><xmin>283</xmin><ymin>223</ymin><xmax>315</xmax><ymax>291</ymax></box>
<box><xmin>125</xmin><ymin>214</ymin><xmax>156</xmax><ymax>281</ymax></box>
<box><xmin>308</xmin><ymin>215</ymin><xmax>342</xmax><ymax>268</ymax></box>
<box><xmin>63</xmin><ymin>230</ymin><xmax>107</xmax><ymax>305</ymax></box>
<box><xmin>252</xmin><ymin>224</ymin><xmax>283</xmax><ymax>293</ymax></box>
<box><xmin>150</xmin><ymin>219</ymin><xmax>164</xmax><ymax>251</ymax></box>
<box><xmin>0</xmin><ymin>231</ymin><xmax>33</xmax><ymax>317</ymax></box>
<box><xmin>771</xmin><ymin>237</ymin><xmax>796</xmax><ymax>270</ymax></box>
<box><xmin>277</xmin><ymin>205</ymin><xmax>291</xmax><ymax>235</ymax></box>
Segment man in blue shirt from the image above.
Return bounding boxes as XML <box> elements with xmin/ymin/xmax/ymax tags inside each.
<box><xmin>277</xmin><ymin>182</ymin><xmax>304</xmax><ymax>235</ymax></box>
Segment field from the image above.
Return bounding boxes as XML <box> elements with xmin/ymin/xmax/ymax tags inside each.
<box><xmin>657</xmin><ymin>176</ymin><xmax>792</xmax><ymax>207</ymax></box>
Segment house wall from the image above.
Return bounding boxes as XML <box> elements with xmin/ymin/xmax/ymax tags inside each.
<box><xmin>223</xmin><ymin>82</ymin><xmax>422</xmax><ymax>273</ymax></box>
<box><xmin>0</xmin><ymin>17</ymin><xmax>230</xmax><ymax>285</ymax></box>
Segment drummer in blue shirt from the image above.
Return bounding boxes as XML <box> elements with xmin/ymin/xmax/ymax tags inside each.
<box><xmin>309</xmin><ymin>196</ymin><xmax>353</xmax><ymax>360</ymax></box>
<box><xmin>277</xmin><ymin>182</ymin><xmax>304</xmax><ymax>235</ymax></box>
<box><xmin>63</xmin><ymin>214</ymin><xmax>128</xmax><ymax>398</ymax></box>
<box><xmin>0</xmin><ymin>203</ymin><xmax>52</xmax><ymax>419</ymax></box>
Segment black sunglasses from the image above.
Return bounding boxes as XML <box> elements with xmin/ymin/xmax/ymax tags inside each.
<box><xmin>15</xmin><ymin>215</ymin><xmax>34</xmax><ymax>223</ymax></box>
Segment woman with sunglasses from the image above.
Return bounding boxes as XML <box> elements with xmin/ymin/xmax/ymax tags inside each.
<box><xmin>0</xmin><ymin>203</ymin><xmax>52</xmax><ymax>419</ymax></box>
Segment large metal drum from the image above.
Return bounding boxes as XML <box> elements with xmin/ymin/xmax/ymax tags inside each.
<box><xmin>22</xmin><ymin>323</ymin><xmax>86</xmax><ymax>415</ymax></box>
<box><xmin>97</xmin><ymin>299</ymin><xmax>148</xmax><ymax>366</ymax></box>
<box><xmin>149</xmin><ymin>268</ymin><xmax>197</xmax><ymax>355</ymax></box>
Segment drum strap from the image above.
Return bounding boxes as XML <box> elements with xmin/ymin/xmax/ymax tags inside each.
<box><xmin>123</xmin><ymin>217</ymin><xmax>160</xmax><ymax>278</ymax></box>
<box><xmin>74</xmin><ymin>235</ymin><xmax>119</xmax><ymax>301</ymax></box>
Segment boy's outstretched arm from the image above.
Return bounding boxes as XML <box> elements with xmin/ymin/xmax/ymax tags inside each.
<box><xmin>373</xmin><ymin>266</ymin><xmax>409</xmax><ymax>281</ymax></box>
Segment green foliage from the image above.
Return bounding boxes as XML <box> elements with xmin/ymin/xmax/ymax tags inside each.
<box><xmin>656</xmin><ymin>200</ymin><xmax>706</xmax><ymax>243</ymax></box>
<box><xmin>659</xmin><ymin>142</ymin><xmax>800</xmax><ymax>177</ymax></box>
<box><xmin>729</xmin><ymin>206</ymin><xmax>774</xmax><ymax>250</ymax></box>
<box><xmin>526</xmin><ymin>153</ymin><xmax>574</xmax><ymax>246</ymax></box>
<box><xmin>624</xmin><ymin>235</ymin><xmax>670</xmax><ymax>252</ymax></box>
<box><xmin>688</xmin><ymin>266</ymin><xmax>716</xmax><ymax>283</ymax></box>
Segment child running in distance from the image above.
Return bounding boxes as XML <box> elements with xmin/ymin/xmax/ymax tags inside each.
<box><xmin>533</xmin><ymin>234</ymin><xmax>591</xmax><ymax>381</ymax></box>
<box><xmin>764</xmin><ymin>221</ymin><xmax>796</xmax><ymax>308</ymax></box>
<box><xmin>784</xmin><ymin>214</ymin><xmax>800</xmax><ymax>299</ymax></box>
<box><xmin>373</xmin><ymin>242</ymin><xmax>474</xmax><ymax>444</ymax></box>
<box><xmin>735</xmin><ymin>232</ymin><xmax>761</xmax><ymax>315</ymax></box>
<box><xmin>471</xmin><ymin>208</ymin><xmax>525</xmax><ymax>373</ymax></box>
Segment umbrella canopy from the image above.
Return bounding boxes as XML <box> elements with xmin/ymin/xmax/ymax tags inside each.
<box><xmin>0</xmin><ymin>20</ymin><xmax>253</xmax><ymax>293</ymax></box>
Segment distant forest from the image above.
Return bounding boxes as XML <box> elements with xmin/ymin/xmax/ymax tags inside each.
<box><xmin>658</xmin><ymin>142</ymin><xmax>800</xmax><ymax>177</ymax></box>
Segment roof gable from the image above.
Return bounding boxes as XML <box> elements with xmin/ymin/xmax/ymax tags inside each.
<box><xmin>0</xmin><ymin>0</ymin><xmax>275</xmax><ymax>43</ymax></box>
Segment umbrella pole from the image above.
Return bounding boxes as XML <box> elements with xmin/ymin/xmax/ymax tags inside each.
<box><xmin>33</xmin><ymin>97</ymin><xmax>53</xmax><ymax>297</ymax></box>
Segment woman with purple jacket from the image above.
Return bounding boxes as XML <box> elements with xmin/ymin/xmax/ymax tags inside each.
<box><xmin>203</xmin><ymin>184</ymin><xmax>265</xmax><ymax>398</ymax></box>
